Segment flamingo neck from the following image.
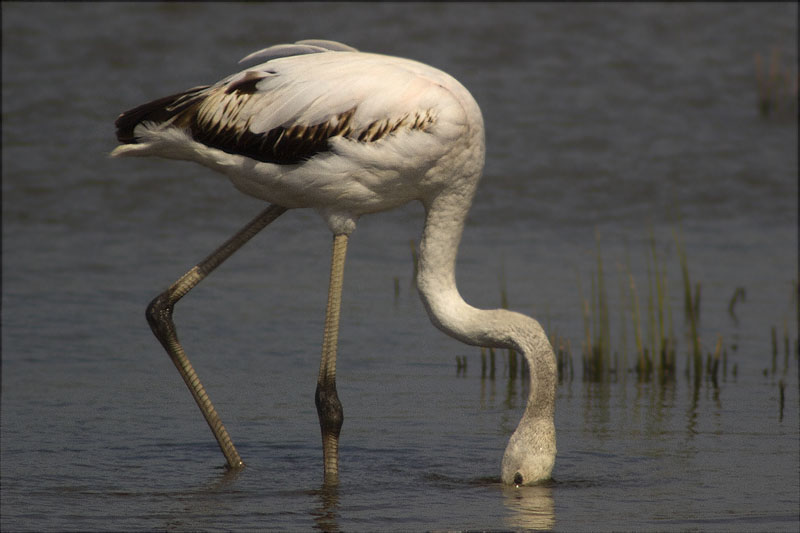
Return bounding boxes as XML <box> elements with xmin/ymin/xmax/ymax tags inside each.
<box><xmin>416</xmin><ymin>190</ymin><xmax>557</xmax><ymax>483</ymax></box>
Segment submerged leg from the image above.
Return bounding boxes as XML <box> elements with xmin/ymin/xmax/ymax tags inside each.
<box><xmin>315</xmin><ymin>233</ymin><xmax>348</xmax><ymax>484</ymax></box>
<box><xmin>146</xmin><ymin>204</ymin><xmax>288</xmax><ymax>469</ymax></box>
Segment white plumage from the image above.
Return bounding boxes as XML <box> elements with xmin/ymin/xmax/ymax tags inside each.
<box><xmin>113</xmin><ymin>40</ymin><xmax>479</xmax><ymax>234</ymax></box>
<box><xmin>112</xmin><ymin>40</ymin><xmax>556</xmax><ymax>486</ymax></box>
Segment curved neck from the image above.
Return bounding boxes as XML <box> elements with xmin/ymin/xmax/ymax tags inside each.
<box><xmin>416</xmin><ymin>192</ymin><xmax>557</xmax><ymax>419</ymax></box>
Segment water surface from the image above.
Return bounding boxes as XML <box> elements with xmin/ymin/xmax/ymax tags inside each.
<box><xmin>2</xmin><ymin>3</ymin><xmax>798</xmax><ymax>531</ymax></box>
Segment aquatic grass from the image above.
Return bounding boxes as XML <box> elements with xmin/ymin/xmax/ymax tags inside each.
<box><xmin>653</xmin><ymin>230</ymin><xmax>676</xmax><ymax>382</ymax></box>
<box><xmin>456</xmin><ymin>355</ymin><xmax>467</xmax><ymax>376</ymax></box>
<box><xmin>771</xmin><ymin>325</ymin><xmax>778</xmax><ymax>375</ymax></box>
<box><xmin>627</xmin><ymin>267</ymin><xmax>648</xmax><ymax>378</ymax></box>
<box><xmin>728</xmin><ymin>287</ymin><xmax>746</xmax><ymax>324</ymax></box>
<box><xmin>783</xmin><ymin>319</ymin><xmax>790</xmax><ymax>370</ymax></box>
<box><xmin>646</xmin><ymin>238</ymin><xmax>656</xmax><ymax>371</ymax></box>
<box><xmin>755</xmin><ymin>47</ymin><xmax>799</xmax><ymax>119</ymax></box>
<box><xmin>581</xmin><ymin>232</ymin><xmax>614</xmax><ymax>381</ymax></box>
<box><xmin>707</xmin><ymin>335</ymin><xmax>723</xmax><ymax>387</ymax></box>
<box><xmin>616</xmin><ymin>261</ymin><xmax>629</xmax><ymax>375</ymax></box>
<box><xmin>585</xmin><ymin>230</ymin><xmax>674</xmax><ymax>382</ymax></box>
<box><xmin>768</xmin><ymin>280</ymin><xmax>798</xmax><ymax>377</ymax></box>
<box><xmin>551</xmin><ymin>331</ymin><xmax>574</xmax><ymax>383</ymax></box>
<box><xmin>792</xmin><ymin>280</ymin><xmax>800</xmax><ymax>358</ymax></box>
<box><xmin>648</xmin><ymin>228</ymin><xmax>674</xmax><ymax>381</ymax></box>
<box><xmin>457</xmin><ymin>228</ymin><xmax>764</xmax><ymax>391</ymax></box>
<box><xmin>595</xmin><ymin>232</ymin><xmax>612</xmax><ymax>373</ymax></box>
<box><xmin>577</xmin><ymin>269</ymin><xmax>592</xmax><ymax>367</ymax></box>
<box><xmin>571</xmin><ymin>226</ymin><xmax>719</xmax><ymax>386</ymax></box>
<box><xmin>790</xmin><ymin>280</ymin><xmax>798</xmax><ymax>368</ymax></box>
<box><xmin>674</xmin><ymin>228</ymin><xmax>702</xmax><ymax>384</ymax></box>
<box><xmin>480</xmin><ymin>347</ymin><xmax>497</xmax><ymax>380</ymax></box>
<box><xmin>587</xmin><ymin>273</ymin><xmax>600</xmax><ymax>379</ymax></box>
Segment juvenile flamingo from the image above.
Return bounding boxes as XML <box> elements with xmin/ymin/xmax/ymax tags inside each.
<box><xmin>111</xmin><ymin>39</ymin><xmax>556</xmax><ymax>485</ymax></box>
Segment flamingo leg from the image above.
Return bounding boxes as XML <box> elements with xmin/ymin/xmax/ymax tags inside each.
<box><xmin>316</xmin><ymin>233</ymin><xmax>348</xmax><ymax>484</ymax></box>
<box><xmin>146</xmin><ymin>204</ymin><xmax>287</xmax><ymax>469</ymax></box>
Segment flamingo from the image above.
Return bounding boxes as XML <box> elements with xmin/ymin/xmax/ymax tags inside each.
<box><xmin>111</xmin><ymin>39</ymin><xmax>556</xmax><ymax>486</ymax></box>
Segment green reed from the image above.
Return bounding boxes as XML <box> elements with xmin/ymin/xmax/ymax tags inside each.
<box><xmin>650</xmin><ymin>229</ymin><xmax>675</xmax><ymax>381</ymax></box>
<box><xmin>580</xmin><ymin>231</ymin><xmax>614</xmax><ymax>381</ymax></box>
<box><xmin>574</xmin><ymin>227</ymin><xmax>709</xmax><ymax>384</ymax></box>
<box><xmin>456</xmin><ymin>355</ymin><xmax>467</xmax><ymax>376</ymax></box>
<box><xmin>728</xmin><ymin>287</ymin><xmax>746</xmax><ymax>324</ymax></box>
<box><xmin>755</xmin><ymin>48</ymin><xmax>798</xmax><ymax>119</ymax></box>
<box><xmin>767</xmin><ymin>280</ymin><xmax>798</xmax><ymax>378</ymax></box>
<box><xmin>458</xmin><ymin>228</ymin><xmax>771</xmax><ymax>390</ymax></box>
<box><xmin>480</xmin><ymin>347</ymin><xmax>497</xmax><ymax>380</ymax></box>
<box><xmin>674</xmin><ymin>228</ymin><xmax>702</xmax><ymax>384</ymax></box>
<box><xmin>627</xmin><ymin>267</ymin><xmax>646</xmax><ymax>376</ymax></box>
<box><xmin>551</xmin><ymin>331</ymin><xmax>573</xmax><ymax>383</ymax></box>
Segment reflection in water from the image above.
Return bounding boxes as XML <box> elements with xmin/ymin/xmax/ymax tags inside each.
<box><xmin>310</xmin><ymin>482</ymin><xmax>340</xmax><ymax>532</ymax></box>
<box><xmin>210</xmin><ymin>465</ymin><xmax>244</xmax><ymax>489</ymax></box>
<box><xmin>162</xmin><ymin>466</ymin><xmax>243</xmax><ymax>530</ymax></box>
<box><xmin>502</xmin><ymin>482</ymin><xmax>555</xmax><ymax>531</ymax></box>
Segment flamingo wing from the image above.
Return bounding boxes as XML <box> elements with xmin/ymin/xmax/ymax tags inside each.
<box><xmin>114</xmin><ymin>40</ymin><xmax>447</xmax><ymax>166</ymax></box>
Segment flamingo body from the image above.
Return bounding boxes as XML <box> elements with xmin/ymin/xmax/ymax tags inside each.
<box><xmin>112</xmin><ymin>40</ymin><xmax>556</xmax><ymax>485</ymax></box>
<box><xmin>113</xmin><ymin>41</ymin><xmax>482</xmax><ymax>234</ymax></box>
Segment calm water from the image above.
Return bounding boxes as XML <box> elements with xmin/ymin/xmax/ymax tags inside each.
<box><xmin>2</xmin><ymin>3</ymin><xmax>798</xmax><ymax>531</ymax></box>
